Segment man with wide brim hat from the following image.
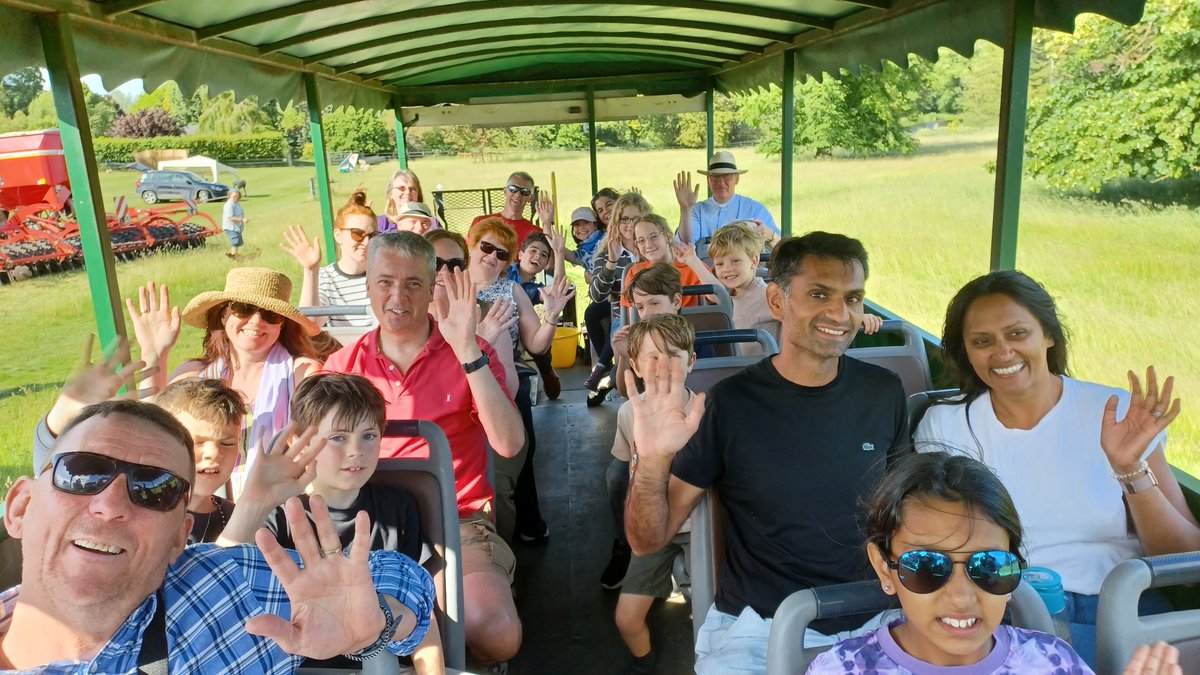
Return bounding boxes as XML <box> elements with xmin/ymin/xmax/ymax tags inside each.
<box><xmin>395</xmin><ymin>202</ymin><xmax>436</xmax><ymax>234</ymax></box>
<box><xmin>673</xmin><ymin>150</ymin><xmax>779</xmax><ymax>259</ymax></box>
<box><xmin>182</xmin><ymin>267</ymin><xmax>320</xmax><ymax>337</ymax></box>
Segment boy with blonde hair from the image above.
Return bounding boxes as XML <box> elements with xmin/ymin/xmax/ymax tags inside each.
<box><xmin>707</xmin><ymin>222</ymin><xmax>778</xmax><ymax>356</ymax></box>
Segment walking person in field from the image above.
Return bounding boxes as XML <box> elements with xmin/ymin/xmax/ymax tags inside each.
<box><xmin>222</xmin><ymin>189</ymin><xmax>247</xmax><ymax>258</ymax></box>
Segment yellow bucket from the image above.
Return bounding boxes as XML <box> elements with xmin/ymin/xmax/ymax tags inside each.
<box><xmin>551</xmin><ymin>326</ymin><xmax>581</xmax><ymax>368</ymax></box>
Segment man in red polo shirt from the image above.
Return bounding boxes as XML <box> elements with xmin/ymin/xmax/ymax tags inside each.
<box><xmin>470</xmin><ymin>171</ymin><xmax>547</xmax><ymax>247</ymax></box>
<box><xmin>324</xmin><ymin>231</ymin><xmax>525</xmax><ymax>668</ymax></box>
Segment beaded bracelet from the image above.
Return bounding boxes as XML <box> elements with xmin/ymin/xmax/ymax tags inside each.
<box><xmin>343</xmin><ymin>592</ymin><xmax>396</xmax><ymax>662</ymax></box>
<box><xmin>1112</xmin><ymin>461</ymin><xmax>1151</xmax><ymax>481</ymax></box>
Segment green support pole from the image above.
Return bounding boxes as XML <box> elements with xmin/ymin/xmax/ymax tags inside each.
<box><xmin>304</xmin><ymin>73</ymin><xmax>336</xmax><ymax>263</ymax></box>
<box><xmin>706</xmin><ymin>81</ymin><xmax>715</xmax><ymax>198</ymax></box>
<box><xmin>780</xmin><ymin>56</ymin><xmax>796</xmax><ymax>238</ymax></box>
<box><xmin>391</xmin><ymin>94</ymin><xmax>408</xmax><ymax>170</ymax></box>
<box><xmin>38</xmin><ymin>14</ymin><xmax>125</xmax><ymax>347</ymax></box>
<box><xmin>991</xmin><ymin>0</ymin><xmax>1034</xmax><ymax>271</ymax></box>
<box><xmin>586</xmin><ymin>86</ymin><xmax>598</xmax><ymax>196</ymax></box>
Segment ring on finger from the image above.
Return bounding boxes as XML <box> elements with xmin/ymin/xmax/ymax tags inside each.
<box><xmin>321</xmin><ymin>547</ymin><xmax>343</xmax><ymax>558</ymax></box>
<box><xmin>1152</xmin><ymin>409</ymin><xmax>1165</xmax><ymax>419</ymax></box>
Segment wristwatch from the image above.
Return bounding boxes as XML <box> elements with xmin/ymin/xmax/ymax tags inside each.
<box><xmin>1122</xmin><ymin>467</ymin><xmax>1159</xmax><ymax>495</ymax></box>
<box><xmin>462</xmin><ymin>353</ymin><xmax>490</xmax><ymax>374</ymax></box>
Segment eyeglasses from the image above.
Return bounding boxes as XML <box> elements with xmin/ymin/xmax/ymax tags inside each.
<box><xmin>338</xmin><ymin>227</ymin><xmax>381</xmax><ymax>244</ymax></box>
<box><xmin>478</xmin><ymin>241</ymin><xmax>511</xmax><ymax>261</ymax></box>
<box><xmin>436</xmin><ymin>257</ymin><xmax>466</xmax><ymax>272</ymax></box>
<box><xmin>506</xmin><ymin>184</ymin><xmax>533</xmax><ymax>197</ymax></box>
<box><xmin>228</xmin><ymin>301</ymin><xmax>284</xmax><ymax>324</ymax></box>
<box><xmin>634</xmin><ymin>232</ymin><xmax>663</xmax><ymax>248</ymax></box>
<box><xmin>886</xmin><ymin>550</ymin><xmax>1025</xmax><ymax>596</ymax></box>
<box><xmin>50</xmin><ymin>451</ymin><xmax>191</xmax><ymax>512</ymax></box>
<box><xmin>619</xmin><ymin>215</ymin><xmax>640</xmax><ymax>225</ymax></box>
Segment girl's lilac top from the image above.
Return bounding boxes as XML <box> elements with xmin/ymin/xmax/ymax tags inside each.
<box><xmin>807</xmin><ymin>620</ymin><xmax>1092</xmax><ymax>674</ymax></box>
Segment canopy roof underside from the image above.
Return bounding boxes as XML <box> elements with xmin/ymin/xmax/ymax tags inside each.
<box><xmin>0</xmin><ymin>0</ymin><xmax>1145</xmax><ymax>108</ymax></box>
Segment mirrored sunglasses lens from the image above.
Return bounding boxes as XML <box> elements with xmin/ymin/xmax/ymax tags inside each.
<box><xmin>129</xmin><ymin>467</ymin><xmax>189</xmax><ymax>511</ymax></box>
<box><xmin>54</xmin><ymin>453</ymin><xmax>116</xmax><ymax>495</ymax></box>
<box><xmin>968</xmin><ymin>551</ymin><xmax>1023</xmax><ymax>595</ymax></box>
<box><xmin>507</xmin><ymin>184</ymin><xmax>532</xmax><ymax>197</ymax></box>
<box><xmin>897</xmin><ymin>551</ymin><xmax>953</xmax><ymax>594</ymax></box>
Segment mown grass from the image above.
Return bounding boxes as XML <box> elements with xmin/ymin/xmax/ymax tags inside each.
<box><xmin>2</xmin><ymin>127</ymin><xmax>1198</xmax><ymax>491</ymax></box>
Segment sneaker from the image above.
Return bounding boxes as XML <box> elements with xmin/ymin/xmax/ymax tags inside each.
<box><xmin>543</xmin><ymin>369</ymin><xmax>561</xmax><ymax>400</ymax></box>
<box><xmin>586</xmin><ymin>379</ymin><xmax>613</xmax><ymax>408</ymax></box>
<box><xmin>600</xmin><ymin>538</ymin><xmax>632</xmax><ymax>589</ymax></box>
<box><xmin>623</xmin><ymin>648</ymin><xmax>657</xmax><ymax>675</ymax></box>
<box><xmin>583</xmin><ymin>364</ymin><xmax>612</xmax><ymax>391</ymax></box>
<box><xmin>517</xmin><ymin>522</ymin><xmax>549</xmax><ymax>544</ymax></box>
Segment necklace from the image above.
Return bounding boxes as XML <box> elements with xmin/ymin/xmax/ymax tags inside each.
<box><xmin>195</xmin><ymin>496</ymin><xmax>229</xmax><ymax>543</ymax></box>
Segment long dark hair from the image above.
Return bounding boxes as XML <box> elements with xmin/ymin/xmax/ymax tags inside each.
<box><xmin>942</xmin><ymin>270</ymin><xmax>1070</xmax><ymax>401</ymax></box>
<box><xmin>866</xmin><ymin>451</ymin><xmax>1024</xmax><ymax>559</ymax></box>
<box><xmin>202</xmin><ymin>302</ymin><xmax>318</xmax><ymax>370</ymax></box>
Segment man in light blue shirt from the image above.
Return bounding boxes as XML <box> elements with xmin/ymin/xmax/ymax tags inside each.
<box><xmin>674</xmin><ymin>151</ymin><xmax>780</xmax><ymax>259</ymax></box>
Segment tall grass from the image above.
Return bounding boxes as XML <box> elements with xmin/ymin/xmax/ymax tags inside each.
<box><xmin>2</xmin><ymin>128</ymin><xmax>1197</xmax><ymax>490</ymax></box>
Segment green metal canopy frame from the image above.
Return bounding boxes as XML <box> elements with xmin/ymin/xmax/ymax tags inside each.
<box><xmin>0</xmin><ymin>0</ymin><xmax>1147</xmax><ymax>352</ymax></box>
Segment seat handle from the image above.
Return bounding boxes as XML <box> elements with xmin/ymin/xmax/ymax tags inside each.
<box><xmin>1146</xmin><ymin>551</ymin><xmax>1200</xmax><ymax>588</ymax></box>
<box><xmin>811</xmin><ymin>581</ymin><xmax>892</xmax><ymax>619</ymax></box>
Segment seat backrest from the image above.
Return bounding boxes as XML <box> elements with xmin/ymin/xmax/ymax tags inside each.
<box><xmin>373</xmin><ymin>420</ymin><xmax>466</xmax><ymax>671</ymax></box>
<box><xmin>299</xmin><ymin>305</ymin><xmax>376</xmax><ymax>346</ymax></box>
<box><xmin>432</xmin><ymin>186</ymin><xmax>538</xmax><ymax>235</ymax></box>
<box><xmin>766</xmin><ymin>578</ymin><xmax>1053</xmax><ymax>674</ymax></box>
<box><xmin>847</xmin><ymin>320</ymin><xmax>932</xmax><ymax>397</ymax></box>
<box><xmin>695</xmin><ymin>328</ymin><xmax>779</xmax><ymax>360</ymax></box>
<box><xmin>0</xmin><ymin>518</ymin><xmax>21</xmax><ymax>591</ymax></box>
<box><xmin>906</xmin><ymin>388</ymin><xmax>962</xmax><ymax>439</ymax></box>
<box><xmin>688</xmin><ymin>490</ymin><xmax>727</xmax><ymax>642</ymax></box>
<box><xmin>1096</xmin><ymin>552</ymin><xmax>1200</xmax><ymax>675</ymax></box>
<box><xmin>680</xmin><ymin>285</ymin><xmax>734</xmax><ymax>354</ymax></box>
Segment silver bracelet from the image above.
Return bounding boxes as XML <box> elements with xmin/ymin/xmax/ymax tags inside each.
<box><xmin>343</xmin><ymin>592</ymin><xmax>397</xmax><ymax>661</ymax></box>
<box><xmin>1112</xmin><ymin>461</ymin><xmax>1151</xmax><ymax>481</ymax></box>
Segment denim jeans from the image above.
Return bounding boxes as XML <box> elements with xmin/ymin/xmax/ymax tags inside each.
<box><xmin>1064</xmin><ymin>588</ymin><xmax>1173</xmax><ymax>669</ymax></box>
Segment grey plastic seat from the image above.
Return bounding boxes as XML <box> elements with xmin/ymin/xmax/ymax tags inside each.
<box><xmin>906</xmin><ymin>388</ymin><xmax>962</xmax><ymax>439</ymax></box>
<box><xmin>299</xmin><ymin>305</ymin><xmax>375</xmax><ymax>346</ymax></box>
<box><xmin>846</xmin><ymin>320</ymin><xmax>933</xmax><ymax>397</ymax></box>
<box><xmin>686</xmin><ymin>329</ymin><xmax>779</xmax><ymax>395</ymax></box>
<box><xmin>766</xmin><ymin>578</ymin><xmax>1054</xmax><ymax>675</ymax></box>
<box><xmin>1096</xmin><ymin>552</ymin><xmax>1200</xmax><ymax>675</ymax></box>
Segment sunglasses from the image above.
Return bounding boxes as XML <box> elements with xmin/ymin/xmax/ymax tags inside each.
<box><xmin>436</xmin><ymin>256</ymin><xmax>466</xmax><ymax>272</ymax></box>
<box><xmin>228</xmin><ymin>301</ymin><xmax>284</xmax><ymax>324</ymax></box>
<box><xmin>506</xmin><ymin>184</ymin><xmax>533</xmax><ymax>197</ymax></box>
<box><xmin>887</xmin><ymin>550</ymin><xmax>1025</xmax><ymax>596</ymax></box>
<box><xmin>478</xmin><ymin>241</ymin><xmax>511</xmax><ymax>261</ymax></box>
<box><xmin>50</xmin><ymin>451</ymin><xmax>191</xmax><ymax>512</ymax></box>
<box><xmin>339</xmin><ymin>227</ymin><xmax>381</xmax><ymax>244</ymax></box>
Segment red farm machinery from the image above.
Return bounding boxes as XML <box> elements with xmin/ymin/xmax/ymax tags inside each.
<box><xmin>0</xmin><ymin>129</ymin><xmax>218</xmax><ymax>281</ymax></box>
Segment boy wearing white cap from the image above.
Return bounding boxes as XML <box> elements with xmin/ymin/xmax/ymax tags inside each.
<box><xmin>673</xmin><ymin>151</ymin><xmax>780</xmax><ymax>259</ymax></box>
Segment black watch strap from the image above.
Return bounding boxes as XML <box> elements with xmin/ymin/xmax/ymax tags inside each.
<box><xmin>463</xmin><ymin>353</ymin><xmax>490</xmax><ymax>374</ymax></box>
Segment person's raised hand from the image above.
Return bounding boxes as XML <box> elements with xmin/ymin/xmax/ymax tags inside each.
<box><xmin>607</xmin><ymin>228</ymin><xmax>623</xmax><ymax>262</ymax></box>
<box><xmin>673</xmin><ymin>171</ymin><xmax>699</xmax><ymax>211</ymax></box>
<box><xmin>48</xmin><ymin>335</ymin><xmax>157</xmax><ymax>435</ymax></box>
<box><xmin>246</xmin><ymin>496</ymin><xmax>392</xmax><ymax>659</ymax></box>
<box><xmin>280</xmin><ymin>225</ymin><xmax>322</xmax><ymax>271</ymax></box>
<box><xmin>673</xmin><ymin>240</ymin><xmax>699</xmax><ymax>266</ymax></box>
<box><xmin>239</xmin><ymin>422</ymin><xmax>327</xmax><ymax>510</ymax></box>
<box><xmin>540</xmin><ymin>273</ymin><xmax>576</xmax><ymax>318</ymax></box>
<box><xmin>476</xmin><ymin>297</ymin><xmax>517</xmax><ymax>346</ymax></box>
<box><xmin>535</xmin><ymin>190</ymin><xmax>556</xmax><ymax>228</ymax></box>
<box><xmin>1122</xmin><ymin>642</ymin><xmax>1182</xmax><ymax>675</ymax></box>
<box><xmin>125</xmin><ymin>280</ymin><xmax>180</xmax><ymax>362</ymax></box>
<box><xmin>861</xmin><ymin>314</ymin><xmax>883</xmax><ymax>335</ymax></box>
<box><xmin>433</xmin><ymin>267</ymin><xmax>482</xmax><ymax>359</ymax></box>
<box><xmin>612</xmin><ymin>324</ymin><xmax>632</xmax><ymax>360</ymax></box>
<box><xmin>545</xmin><ymin>224</ymin><xmax>567</xmax><ymax>254</ymax></box>
<box><xmin>626</xmin><ymin>352</ymin><xmax>705</xmax><ymax>465</ymax></box>
<box><xmin>1102</xmin><ymin>366</ymin><xmax>1181</xmax><ymax>475</ymax></box>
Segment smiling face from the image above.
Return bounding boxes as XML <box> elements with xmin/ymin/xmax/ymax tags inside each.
<box><xmin>616</xmin><ymin>206</ymin><xmax>642</xmax><ymax>244</ymax></box>
<box><xmin>519</xmin><ymin>241</ymin><xmax>552</xmax><ymax>276</ymax></box>
<box><xmin>5</xmin><ymin>414</ymin><xmax>192</xmax><ymax>624</ymax></box>
<box><xmin>571</xmin><ymin>218</ymin><xmax>598</xmax><ymax>242</ymax></box>
<box><xmin>222</xmin><ymin>302</ymin><xmax>283</xmax><ymax>355</ymax></box>
<box><xmin>634</xmin><ymin>220</ymin><xmax>669</xmax><ymax>263</ymax></box>
<box><xmin>176</xmin><ymin>411</ymin><xmax>240</xmax><ymax>500</ymax></box>
<box><xmin>471</xmin><ymin>234</ymin><xmax>511</xmax><ymax>283</ymax></box>
<box><xmin>368</xmin><ymin>247</ymin><xmax>434</xmax><ymax>336</ymax></box>
<box><xmin>767</xmin><ymin>255</ymin><xmax>865</xmax><ymax>362</ymax></box>
<box><xmin>868</xmin><ymin>498</ymin><xmax>1012</xmax><ymax>667</ymax></box>
<box><xmin>310</xmin><ymin>408</ymin><xmax>381</xmax><ymax>497</ymax></box>
<box><xmin>961</xmin><ymin>293</ymin><xmax>1057</xmax><ymax>400</ymax></box>
<box><xmin>631</xmin><ymin>290</ymin><xmax>682</xmax><ymax>319</ymax></box>
<box><xmin>708</xmin><ymin>172</ymin><xmax>739</xmax><ymax>203</ymax></box>
<box><xmin>713</xmin><ymin>250</ymin><xmax>757</xmax><ymax>292</ymax></box>
<box><xmin>398</xmin><ymin>215</ymin><xmax>432</xmax><ymax>235</ymax></box>
<box><xmin>334</xmin><ymin>213</ymin><xmax>378</xmax><ymax>264</ymax></box>
<box><xmin>504</xmin><ymin>174</ymin><xmax>534</xmax><ymax>214</ymax></box>
<box><xmin>431</xmin><ymin>237</ymin><xmax>467</xmax><ymax>300</ymax></box>
<box><xmin>388</xmin><ymin>175</ymin><xmax>418</xmax><ymax>210</ymax></box>
<box><xmin>592</xmin><ymin>196</ymin><xmax>616</xmax><ymax>225</ymax></box>
<box><xmin>630</xmin><ymin>331</ymin><xmax>695</xmax><ymax>380</ymax></box>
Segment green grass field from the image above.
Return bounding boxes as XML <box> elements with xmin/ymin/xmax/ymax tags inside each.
<box><xmin>2</xmin><ymin>127</ymin><xmax>1198</xmax><ymax>490</ymax></box>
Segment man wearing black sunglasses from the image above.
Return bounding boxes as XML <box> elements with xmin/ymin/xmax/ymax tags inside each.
<box><xmin>470</xmin><ymin>171</ymin><xmax>550</xmax><ymax>249</ymax></box>
<box><xmin>1</xmin><ymin>400</ymin><xmax>434</xmax><ymax>672</ymax></box>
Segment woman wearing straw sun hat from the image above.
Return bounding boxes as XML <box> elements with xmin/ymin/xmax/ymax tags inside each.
<box><xmin>672</xmin><ymin>150</ymin><xmax>780</xmax><ymax>260</ymax></box>
<box><xmin>127</xmin><ymin>268</ymin><xmax>321</xmax><ymax>468</ymax></box>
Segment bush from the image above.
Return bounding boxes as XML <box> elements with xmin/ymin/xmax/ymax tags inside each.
<box><xmin>109</xmin><ymin>108</ymin><xmax>182</xmax><ymax>138</ymax></box>
<box><xmin>322</xmin><ymin>107</ymin><xmax>391</xmax><ymax>154</ymax></box>
<box><xmin>92</xmin><ymin>133</ymin><xmax>286</xmax><ymax>162</ymax></box>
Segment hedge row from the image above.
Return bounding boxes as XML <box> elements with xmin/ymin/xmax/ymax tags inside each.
<box><xmin>92</xmin><ymin>133</ymin><xmax>287</xmax><ymax>163</ymax></box>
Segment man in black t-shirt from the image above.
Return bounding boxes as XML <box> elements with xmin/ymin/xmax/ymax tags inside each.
<box><xmin>625</xmin><ymin>232</ymin><xmax>908</xmax><ymax>674</ymax></box>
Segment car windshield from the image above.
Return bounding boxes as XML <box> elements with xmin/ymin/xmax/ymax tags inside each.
<box><xmin>181</xmin><ymin>171</ymin><xmax>204</xmax><ymax>182</ymax></box>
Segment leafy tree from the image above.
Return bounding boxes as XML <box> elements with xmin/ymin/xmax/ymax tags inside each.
<box><xmin>1026</xmin><ymin>0</ymin><xmax>1200</xmax><ymax>191</ymax></box>
<box><xmin>131</xmin><ymin>81</ymin><xmax>187</xmax><ymax>121</ymax></box>
<box><xmin>637</xmin><ymin>113</ymin><xmax>680</xmax><ymax>148</ymax></box>
<box><xmin>277</xmin><ymin>100</ymin><xmax>310</xmax><ymax>154</ymax></box>
<box><xmin>86</xmin><ymin>88</ymin><xmax>122</xmax><ymax>137</ymax></box>
<box><xmin>321</xmin><ymin>106</ymin><xmax>390</xmax><ymax>154</ymax></box>
<box><xmin>0</xmin><ymin>67</ymin><xmax>45</xmax><ymax>117</ymax></box>
<box><xmin>109</xmin><ymin>108</ymin><xmax>183</xmax><ymax>137</ymax></box>
<box><xmin>197</xmin><ymin>91</ymin><xmax>275</xmax><ymax>134</ymax></box>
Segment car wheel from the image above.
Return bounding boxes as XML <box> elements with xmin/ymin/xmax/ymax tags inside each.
<box><xmin>141</xmin><ymin>190</ymin><xmax>158</xmax><ymax>204</ymax></box>
<box><xmin>196</xmin><ymin>190</ymin><xmax>212</xmax><ymax>203</ymax></box>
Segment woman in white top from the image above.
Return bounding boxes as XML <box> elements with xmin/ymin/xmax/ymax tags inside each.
<box><xmin>914</xmin><ymin>269</ymin><xmax>1200</xmax><ymax>665</ymax></box>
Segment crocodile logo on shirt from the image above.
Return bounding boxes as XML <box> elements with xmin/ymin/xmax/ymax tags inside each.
<box><xmin>862</xmin><ymin>442</ymin><xmax>875</xmax><ymax>452</ymax></box>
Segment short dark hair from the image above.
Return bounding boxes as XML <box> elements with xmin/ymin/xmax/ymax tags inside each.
<box><xmin>624</xmin><ymin>262</ymin><xmax>682</xmax><ymax>304</ymax></box>
<box><xmin>155</xmin><ymin>379</ymin><xmax>245</xmax><ymax>430</ymax></box>
<box><xmin>523</xmin><ymin>233</ymin><xmax>551</xmax><ymax>251</ymax></box>
<box><xmin>291</xmin><ymin>373</ymin><xmax>386</xmax><ymax>433</ymax></box>
<box><xmin>770</xmin><ymin>231</ymin><xmax>869</xmax><ymax>292</ymax></box>
<box><xmin>866</xmin><ymin>451</ymin><xmax>1024</xmax><ymax>560</ymax></box>
<box><xmin>941</xmin><ymin>270</ymin><xmax>1070</xmax><ymax>401</ymax></box>
<box><xmin>57</xmin><ymin>400</ymin><xmax>195</xmax><ymax>485</ymax></box>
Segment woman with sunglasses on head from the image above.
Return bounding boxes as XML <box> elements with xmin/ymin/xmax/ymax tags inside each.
<box><xmin>914</xmin><ymin>270</ymin><xmax>1200</xmax><ymax>667</ymax></box>
<box><xmin>810</xmin><ymin>452</ymin><xmax>1182</xmax><ymax>674</ymax></box>
<box><xmin>379</xmin><ymin>169</ymin><xmax>443</xmax><ymax>233</ymax></box>
<box><xmin>469</xmin><ymin>171</ymin><xmax>550</xmax><ymax>248</ymax></box>
<box><xmin>282</xmin><ymin>189</ymin><xmax>379</xmax><ymax>328</ymax></box>
<box><xmin>127</xmin><ymin>269</ymin><xmax>321</xmax><ymax>487</ymax></box>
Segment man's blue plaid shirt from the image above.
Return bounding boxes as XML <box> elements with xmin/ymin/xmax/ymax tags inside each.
<box><xmin>0</xmin><ymin>543</ymin><xmax>434</xmax><ymax>674</ymax></box>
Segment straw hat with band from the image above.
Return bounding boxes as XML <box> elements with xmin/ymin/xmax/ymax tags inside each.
<box><xmin>182</xmin><ymin>267</ymin><xmax>320</xmax><ymax>337</ymax></box>
<box><xmin>698</xmin><ymin>150</ymin><xmax>749</xmax><ymax>176</ymax></box>
<box><xmin>397</xmin><ymin>202</ymin><xmax>435</xmax><ymax>221</ymax></box>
